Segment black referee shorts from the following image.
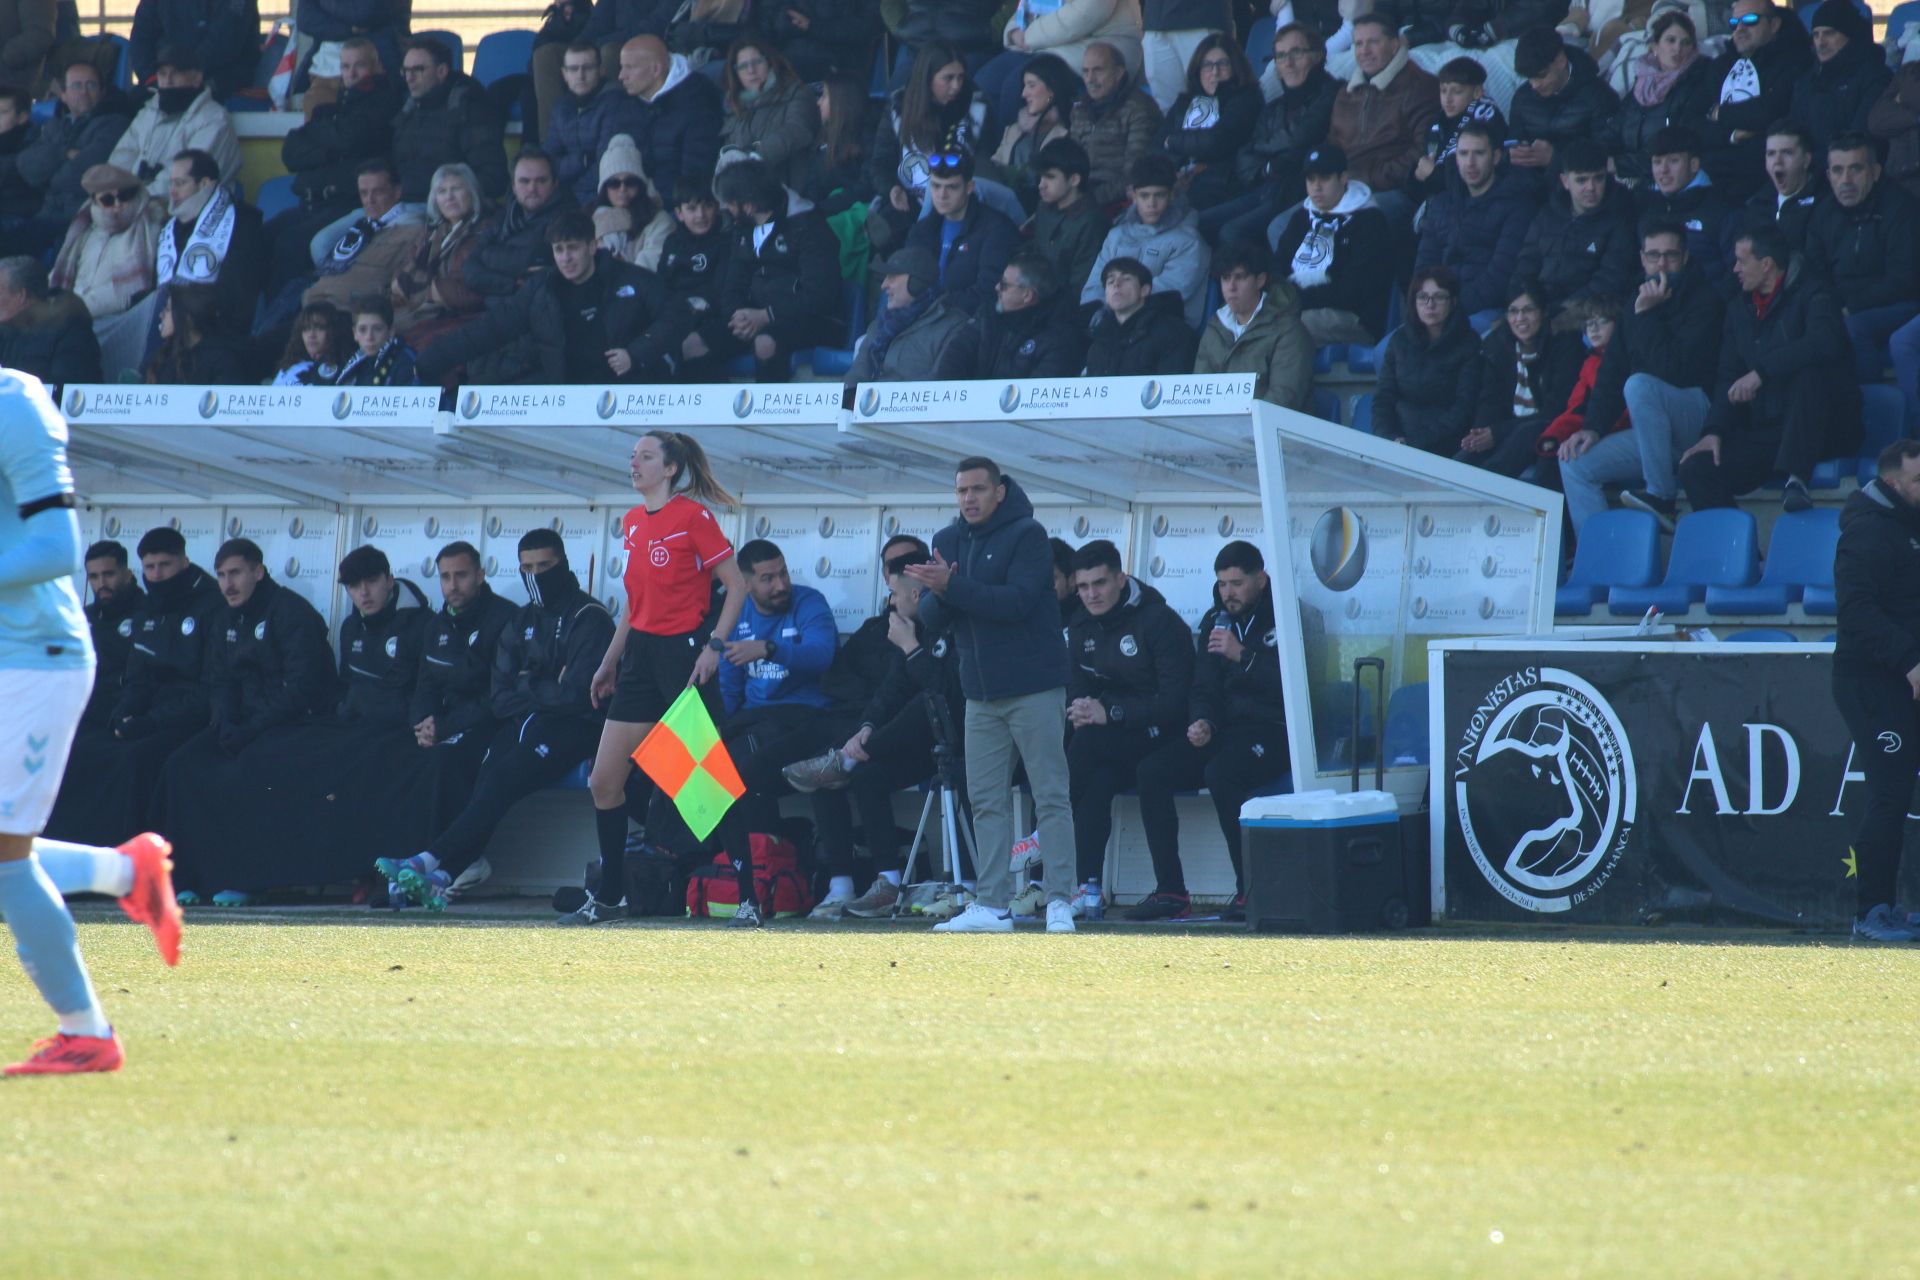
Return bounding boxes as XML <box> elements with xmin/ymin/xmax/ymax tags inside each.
<box><xmin>607</xmin><ymin>628</ymin><xmax>713</xmax><ymax>724</ymax></box>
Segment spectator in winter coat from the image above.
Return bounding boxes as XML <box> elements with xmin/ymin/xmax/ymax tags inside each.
<box><xmin>1678</xmin><ymin>225</ymin><xmax>1860</xmax><ymax>512</ymax></box>
<box><xmin>1459</xmin><ymin>279</ymin><xmax>1585</xmax><ymax>474</ymax></box>
<box><xmin>1506</xmin><ymin>32</ymin><xmax>1620</xmax><ymax>189</ymax></box>
<box><xmin>390</xmin><ymin>162</ymin><xmax>489</xmax><ymax>340</ymax></box>
<box><xmin>591</xmin><ymin>134</ymin><xmax>674</xmax><ymax>271</ymax></box>
<box><xmin>0</xmin><ymin>0</ymin><xmax>54</xmax><ymax>90</ymax></box>
<box><xmin>16</xmin><ymin>59</ymin><xmax>132</xmax><ymax>225</ymax></box>
<box><xmin>869</xmin><ymin>39</ymin><xmax>994</xmax><ymax>243</ymax></box>
<box><xmin>1080</xmin><ymin>153</ymin><xmax>1210</xmax><ymax>326</ymax></box>
<box><xmin>654</xmin><ymin>177</ymin><xmax>735</xmax><ymax>374</ymax></box>
<box><xmin>1735</xmin><ymin>119</ymin><xmax>1821</xmax><ymax>254</ymax></box>
<box><xmin>1634</xmin><ymin>125</ymin><xmax>1731</xmax><ymax>295</ymax></box>
<box><xmin>1515</xmin><ymin>138</ymin><xmax>1638</xmax><ymax>322</ymax></box>
<box><xmin>1208</xmin><ymin>22</ymin><xmax>1337</xmax><ymax>245</ymax></box>
<box><xmin>0</xmin><ymin>254</ymin><xmax>101</xmax><ymax>384</ymax></box>
<box><xmin>143</xmin><ymin>281</ymin><xmax>250</xmax><ymax>383</ymax></box>
<box><xmin>1410</xmin><ymin>57</ymin><xmax>1506</xmax><ymax>201</ymax></box>
<box><xmin>129</xmin><ymin>0</ymin><xmax>259</xmax><ymax>100</ymax></box>
<box><xmin>1156</xmin><ymin>33</ymin><xmax>1259</xmax><ymax>212</ymax></box>
<box><xmin>934</xmin><ymin>248</ymin><xmax>1085</xmax><ymax>379</ymax></box>
<box><xmin>713</xmin><ymin>158</ymin><xmax>842</xmax><ymax>382</ymax></box>
<box><xmin>1789</xmin><ymin>0</ymin><xmax>1889</xmax><ymax>154</ymax></box>
<box><xmin>49</xmin><ymin>163</ymin><xmax>165</xmax><ymax>331</ymax></box>
<box><xmin>905</xmin><ymin>150</ymin><xmax>1021</xmax><ymax>315</ymax></box>
<box><xmin>618</xmin><ymin>35</ymin><xmax>724</xmax><ymax>207</ymax></box>
<box><xmin>1536</xmin><ymin>298</ymin><xmax>1627</xmax><ymax>491</ymax></box>
<box><xmin>1414</xmin><ymin>123</ymin><xmax>1537</xmax><ymax>326</ymax></box>
<box><xmin>843</xmin><ymin>246</ymin><xmax>969</xmax><ymax>391</ymax></box>
<box><xmin>1272</xmin><ymin>144</ymin><xmax>1395</xmax><ymax>347</ymax></box>
<box><xmin>157</xmin><ymin>148</ymin><xmax>266</xmax><ymax>336</ymax></box>
<box><xmin>975</xmin><ymin>0</ymin><xmax>1143</xmax><ymax>137</ymax></box>
<box><xmin>1192</xmin><ymin>241</ymin><xmax>1314</xmax><ymax>409</ymax></box>
<box><xmin>545</xmin><ymin>40</ymin><xmax>645</xmax><ymax>206</ymax></box>
<box><xmin>1805</xmin><ymin>134</ymin><xmax>1920</xmax><ymax>384</ymax></box>
<box><xmin>272</xmin><ymin>38</ymin><xmax>404</xmax><ymax>290</ymax></box>
<box><xmin>1562</xmin><ymin>220</ymin><xmax>1725</xmax><ymax>532</ymax></box>
<box><xmin>1082</xmin><ymin>255</ymin><xmax>1198</xmax><ymax>375</ymax></box>
<box><xmin>1868</xmin><ymin>58</ymin><xmax>1920</xmax><ymax>204</ymax></box>
<box><xmin>1610</xmin><ymin>11</ymin><xmax>1717</xmax><ymax>185</ymax></box>
<box><xmin>987</xmin><ymin>52</ymin><xmax>1075</xmax><ymax>201</ymax></box>
<box><xmin>418</xmin><ymin>209</ymin><xmax>681</xmax><ymax>385</ymax></box>
<box><xmin>718</xmin><ymin>38</ymin><xmax>820</xmax><ymax>192</ymax></box>
<box><xmin>1326</xmin><ymin>16</ymin><xmax>1440</xmax><ymax>222</ymax></box>
<box><xmin>1375</xmin><ymin>266</ymin><xmax>1485</xmax><ymax>453</ymax></box>
<box><xmin>392</xmin><ymin>37</ymin><xmax>510</xmax><ymax>202</ymax></box>
<box><xmin>107</xmin><ymin>45</ymin><xmax>241</xmax><ymax>200</ymax></box>
<box><xmin>334</xmin><ymin>296</ymin><xmax>418</xmax><ymax>386</ymax></box>
<box><xmin>1069</xmin><ymin>41</ymin><xmax>1163</xmax><ymax>206</ymax></box>
<box><xmin>301</xmin><ymin>158</ymin><xmax>429</xmax><ymax>315</ymax></box>
<box><xmin>1027</xmin><ymin>139</ymin><xmax>1110</xmax><ymax>320</ymax></box>
<box><xmin>462</xmin><ymin>150</ymin><xmax>577</xmax><ymax>299</ymax></box>
<box><xmin>1141</xmin><ymin>0</ymin><xmax>1232</xmax><ymax>112</ymax></box>
<box><xmin>764</xmin><ymin>0</ymin><xmax>881</xmax><ymax>83</ymax></box>
<box><xmin>1700</xmin><ymin>0</ymin><xmax>1812</xmax><ymax>198</ymax></box>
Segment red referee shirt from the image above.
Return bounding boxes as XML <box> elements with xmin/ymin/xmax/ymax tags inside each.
<box><xmin>619</xmin><ymin>495</ymin><xmax>734</xmax><ymax>635</ymax></box>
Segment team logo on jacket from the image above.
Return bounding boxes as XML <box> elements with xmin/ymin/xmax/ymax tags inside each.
<box><xmin>198</xmin><ymin>390</ymin><xmax>220</xmax><ymax>419</ymax></box>
<box><xmin>1140</xmin><ymin>381</ymin><xmax>1163</xmax><ymax>409</ymax></box>
<box><xmin>64</xmin><ymin>389</ymin><xmax>84</xmax><ymax>417</ymax></box>
<box><xmin>858</xmin><ymin>387</ymin><xmax>880</xmax><ymax>417</ymax></box>
<box><xmin>461</xmin><ymin>391</ymin><xmax>481</xmax><ymax>419</ymax></box>
<box><xmin>1119</xmin><ymin>635</ymin><xmax>1137</xmax><ymax>657</ymax></box>
<box><xmin>1018</xmin><ymin>339</ymin><xmax>1036</xmax><ymax>356</ymax></box>
<box><xmin>254</xmin><ymin>621</ymin><xmax>268</xmax><ymax>640</ymax></box>
<box><xmin>1455</xmin><ymin>666</ymin><xmax>1636</xmax><ymax>914</ymax></box>
<box><xmin>385</xmin><ymin>636</ymin><xmax>399</xmax><ymax>658</ymax></box>
<box><xmin>351</xmin><ymin>638</ymin><xmax>364</xmax><ymax>653</ymax></box>
<box><xmin>181</xmin><ymin>616</ymin><xmax>195</xmax><ymax>636</ymax></box>
<box><xmin>691</xmin><ymin>252</ymin><xmax>709</xmax><ymax>272</ymax></box>
<box><xmin>1309</xmin><ymin>506</ymin><xmax>1367</xmax><ymax>591</ymax></box>
<box><xmin>117</xmin><ymin>618</ymin><xmax>133</xmax><ymax>637</ymax></box>
<box><xmin>733</xmin><ymin>389</ymin><xmax>754</xmax><ymax>418</ymax></box>
<box><xmin>597</xmin><ymin>390</ymin><xmax>617</xmax><ymax>419</ymax></box>
<box><xmin>438</xmin><ymin>633</ymin><xmax>450</xmax><ymax>648</ymax></box>
<box><xmin>999</xmin><ymin>384</ymin><xmax>1021</xmax><ymax>413</ymax></box>
<box><xmin>332</xmin><ymin>392</ymin><xmax>353</xmax><ymax>420</ymax></box>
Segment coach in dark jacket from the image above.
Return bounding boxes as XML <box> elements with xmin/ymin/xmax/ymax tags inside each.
<box><xmin>1831</xmin><ymin>445</ymin><xmax>1920</xmax><ymax>935</ymax></box>
<box><xmin>1413</xmin><ymin>142</ymin><xmax>1537</xmax><ymax>320</ymax></box>
<box><xmin>392</xmin><ymin>48</ymin><xmax>510</xmax><ymax>202</ymax></box>
<box><xmin>112</xmin><ymin>556</ymin><xmax>225</xmax><ymax>744</ymax></box>
<box><xmin>206</xmin><ymin>566</ymin><xmax>336</xmax><ymax>755</ymax></box>
<box><xmin>82</xmin><ymin>568</ymin><xmax>143</xmax><ymax>732</ymax></box>
<box><xmin>1680</xmin><ymin>228</ymin><xmax>1860</xmax><ymax>510</ymax></box>
<box><xmin>1083</xmin><ymin>275</ymin><xmax>1198</xmax><ymax>376</ymax></box>
<box><xmin>1789</xmin><ymin>1</ymin><xmax>1888</xmax><ymax>153</ymax></box>
<box><xmin>409</xmin><ymin>577</ymin><xmax>516</xmax><ymax>748</ymax></box>
<box><xmin>130</xmin><ymin>0</ymin><xmax>260</xmax><ymax>99</ymax></box>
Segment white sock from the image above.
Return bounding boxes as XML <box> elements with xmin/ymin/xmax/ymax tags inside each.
<box><xmin>414</xmin><ymin>852</ymin><xmax>440</xmax><ymax>873</ymax></box>
<box><xmin>58</xmin><ymin>1009</ymin><xmax>113</xmax><ymax>1038</ymax></box>
<box><xmin>878</xmin><ymin>869</ymin><xmax>901</xmax><ymax>886</ymax></box>
<box><xmin>828</xmin><ymin>875</ymin><xmax>854</xmax><ymax>900</ymax></box>
<box><xmin>33</xmin><ymin>840</ymin><xmax>134</xmax><ymax>898</ymax></box>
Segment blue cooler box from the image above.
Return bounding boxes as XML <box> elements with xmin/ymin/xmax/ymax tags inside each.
<box><xmin>1241</xmin><ymin>790</ymin><xmax>1414</xmax><ymax>933</ymax></box>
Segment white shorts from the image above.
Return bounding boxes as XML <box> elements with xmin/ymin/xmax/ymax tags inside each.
<box><xmin>0</xmin><ymin>666</ymin><xmax>92</xmax><ymax>836</ymax></box>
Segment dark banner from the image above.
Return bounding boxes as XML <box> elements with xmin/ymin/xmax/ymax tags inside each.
<box><xmin>1441</xmin><ymin>648</ymin><xmax>1900</xmax><ymax>928</ymax></box>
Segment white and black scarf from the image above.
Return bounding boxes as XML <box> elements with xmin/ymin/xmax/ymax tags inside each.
<box><xmin>157</xmin><ymin>184</ymin><xmax>235</xmax><ymax>287</ymax></box>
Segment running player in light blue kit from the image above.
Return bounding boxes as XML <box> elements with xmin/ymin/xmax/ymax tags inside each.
<box><xmin>0</xmin><ymin>369</ymin><xmax>181</xmax><ymax>1077</ymax></box>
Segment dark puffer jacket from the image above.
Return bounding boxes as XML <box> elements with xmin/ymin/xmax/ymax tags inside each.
<box><xmin>1506</xmin><ymin>47</ymin><xmax>1618</xmax><ymax>154</ymax></box>
<box><xmin>1158</xmin><ymin>79</ymin><xmax>1261</xmax><ymax>210</ymax></box>
<box><xmin>1413</xmin><ymin>167</ymin><xmax>1538</xmax><ymax>317</ymax></box>
<box><xmin>1192</xmin><ymin>584</ymin><xmax>1282</xmax><ymax>731</ymax></box>
<box><xmin>716</xmin><ymin>191</ymin><xmax>841</xmax><ymax>330</ymax></box>
<box><xmin>281</xmin><ymin>74</ymin><xmax>405</xmax><ymax>209</ymax></box>
<box><xmin>460</xmin><ymin>190</ymin><xmax>579</xmax><ymax>298</ymax></box>
<box><xmin>627</xmin><ymin>57</ymin><xmax>724</xmax><ymax>197</ymax></box>
<box><xmin>392</xmin><ymin>73</ymin><xmax>510</xmax><ymax>202</ymax></box>
<box><xmin>933</xmin><ymin>301</ymin><xmax>1085</xmax><ymax>380</ymax></box>
<box><xmin>111</xmin><ymin>564</ymin><xmax>226</xmax><ymax>742</ymax></box>
<box><xmin>1237</xmin><ymin>66</ymin><xmax>1338</xmax><ymax>194</ymax></box>
<box><xmin>904</xmin><ymin>195</ymin><xmax>1020</xmax><ymax>316</ymax></box>
<box><xmin>1608</xmin><ymin>55</ymin><xmax>1717</xmax><ymax>184</ymax></box>
<box><xmin>131</xmin><ymin>0</ymin><xmax>260</xmax><ymax>99</ymax></box>
<box><xmin>1473</xmin><ymin>324</ymin><xmax>1584</xmax><ymax>428</ymax></box>
<box><xmin>1735</xmin><ymin>176</ymin><xmax>1821</xmax><ymax>255</ymax></box>
<box><xmin>408</xmin><ymin>585</ymin><xmax>518</xmax><ymax>745</ymax></box>
<box><xmin>1634</xmin><ymin>178</ymin><xmax>1732</xmax><ymax>296</ymax></box>
<box><xmin>1790</xmin><ymin>36</ymin><xmax>1890</xmax><ymax>152</ymax></box>
<box><xmin>1833</xmin><ymin>479</ymin><xmax>1920</xmax><ymax>678</ymax></box>
<box><xmin>918</xmin><ymin>474</ymin><xmax>1071</xmax><ymax>701</ymax></box>
<box><xmin>208</xmin><ymin>577</ymin><xmax>337</xmax><ymax>751</ymax></box>
<box><xmin>336</xmin><ymin>584</ymin><xmax>433</xmax><ymax>728</ymax></box>
<box><xmin>1066</xmin><ymin>576</ymin><xmax>1196</xmax><ymax>740</ymax></box>
<box><xmin>1028</xmin><ymin>196</ymin><xmax>1109</xmax><ymax>318</ymax></box>
<box><xmin>491</xmin><ymin>566</ymin><xmax>615</xmax><ymax>724</ymax></box>
<box><xmin>1514</xmin><ymin>177</ymin><xmax>1638</xmax><ymax>309</ymax></box>
<box><xmin>1582</xmin><ymin>263</ymin><xmax>1724</xmax><ymax>432</ymax></box>
<box><xmin>1067</xmin><ymin>80</ymin><xmax>1163</xmax><ymax>206</ymax></box>
<box><xmin>1705</xmin><ymin>255</ymin><xmax>1859</xmax><ymax>451</ymax></box>
<box><xmin>83</xmin><ymin>584</ymin><xmax>144</xmax><ymax>732</ymax></box>
<box><xmin>1803</xmin><ymin>181</ymin><xmax>1920</xmax><ymax>315</ymax></box>
<box><xmin>0</xmin><ymin>291</ymin><xmax>102</xmax><ymax>386</ymax></box>
<box><xmin>15</xmin><ymin>94</ymin><xmax>133</xmax><ymax>222</ymax></box>
<box><xmin>1082</xmin><ymin>290</ymin><xmax>1199</xmax><ymax>376</ymax></box>
<box><xmin>1702</xmin><ymin>19</ymin><xmax>1813</xmax><ymax>194</ymax></box>
<box><xmin>546</xmin><ymin>83</ymin><xmax>645</xmax><ymax>204</ymax></box>
<box><xmin>1374</xmin><ymin>313</ymin><xmax>1484</xmax><ymax>453</ymax></box>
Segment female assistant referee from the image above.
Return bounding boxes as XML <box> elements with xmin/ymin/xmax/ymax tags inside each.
<box><xmin>563</xmin><ymin>431</ymin><xmax>753</xmax><ymax>926</ymax></box>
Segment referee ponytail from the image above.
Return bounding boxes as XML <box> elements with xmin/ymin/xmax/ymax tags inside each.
<box><xmin>647</xmin><ymin>431</ymin><xmax>739</xmax><ymax>509</ymax></box>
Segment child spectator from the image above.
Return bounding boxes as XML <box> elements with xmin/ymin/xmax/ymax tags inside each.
<box><xmin>271</xmin><ymin>302</ymin><xmax>352</xmax><ymax>386</ymax></box>
<box><xmin>1538</xmin><ymin>297</ymin><xmax>1627</xmax><ymax>485</ymax></box>
<box><xmin>336</xmin><ymin>295</ymin><xmax>419</xmax><ymax>386</ymax></box>
<box><xmin>1414</xmin><ymin>56</ymin><xmax>1504</xmax><ymax>197</ymax></box>
<box><xmin>658</xmin><ymin>177</ymin><xmax>735</xmax><ymax>376</ymax></box>
<box><xmin>1027</xmin><ymin>138</ymin><xmax>1110</xmax><ymax>320</ymax></box>
<box><xmin>1080</xmin><ymin>153</ymin><xmax>1211</xmax><ymax>327</ymax></box>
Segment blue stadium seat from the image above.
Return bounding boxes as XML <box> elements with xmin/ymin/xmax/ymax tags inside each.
<box><xmin>1723</xmin><ymin>628</ymin><xmax>1796</xmax><ymax>642</ymax></box>
<box><xmin>1313</xmin><ymin>344</ymin><xmax>1336</xmax><ymax>374</ymax></box>
<box><xmin>1245</xmin><ymin>15</ymin><xmax>1276</xmax><ymax>72</ymax></box>
<box><xmin>1608</xmin><ymin>508</ymin><xmax>1758</xmax><ymax>615</ymax></box>
<box><xmin>1345</xmin><ymin>340</ymin><xmax>1380</xmax><ymax>375</ymax></box>
<box><xmin>1891</xmin><ymin>0</ymin><xmax>1920</xmax><ymax>44</ymax></box>
<box><xmin>473</xmin><ymin>30</ymin><xmax>534</xmax><ymax>86</ymax></box>
<box><xmin>1802</xmin><ymin>584</ymin><xmax>1838</xmax><ymax>616</ymax></box>
<box><xmin>1857</xmin><ymin>384</ymin><xmax>1907</xmax><ymax>482</ymax></box>
<box><xmin>810</xmin><ymin>278</ymin><xmax>870</xmax><ymax>376</ymax></box>
<box><xmin>30</xmin><ymin>98</ymin><xmax>53</xmax><ymax>124</ymax></box>
<box><xmin>1703</xmin><ymin>507</ymin><xmax>1839</xmax><ymax>614</ymax></box>
<box><xmin>102</xmin><ymin>33</ymin><xmax>130</xmax><ymax>89</ymax></box>
<box><xmin>1316</xmin><ymin>680</ymin><xmax>1376</xmax><ymax>769</ymax></box>
<box><xmin>868</xmin><ymin>43</ymin><xmax>890</xmax><ymax>99</ymax></box>
<box><xmin>1349</xmin><ymin>392</ymin><xmax>1373</xmax><ymax>435</ymax></box>
<box><xmin>1556</xmin><ymin>508</ymin><xmax>1660</xmax><ymax>614</ymax></box>
<box><xmin>417</xmin><ymin>29</ymin><xmax>464</xmax><ymax>71</ymax></box>
<box><xmin>1309</xmin><ymin>387</ymin><xmax>1341</xmax><ymax>425</ymax></box>
<box><xmin>255</xmin><ymin>174</ymin><xmax>298</xmax><ymax>221</ymax></box>
<box><xmin>1383</xmin><ymin>681</ymin><xmax>1429</xmax><ymax>766</ymax></box>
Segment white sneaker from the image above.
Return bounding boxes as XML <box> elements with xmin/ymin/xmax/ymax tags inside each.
<box><xmin>1007</xmin><ymin>882</ymin><xmax>1046</xmax><ymax>918</ymax></box>
<box><xmin>1045</xmin><ymin>899</ymin><xmax>1075</xmax><ymax>933</ymax></box>
<box><xmin>932</xmin><ymin>902</ymin><xmax>1013</xmax><ymax>933</ymax></box>
<box><xmin>448</xmin><ymin>855</ymin><xmax>491</xmax><ymax>898</ymax></box>
<box><xmin>808</xmin><ymin>892</ymin><xmax>852</xmax><ymax>921</ymax></box>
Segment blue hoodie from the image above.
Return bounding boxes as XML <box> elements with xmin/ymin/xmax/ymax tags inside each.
<box><xmin>717</xmin><ymin>582</ymin><xmax>839</xmax><ymax>715</ymax></box>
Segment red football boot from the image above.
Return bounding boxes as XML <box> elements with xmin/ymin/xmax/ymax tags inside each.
<box><xmin>3</xmin><ymin>1032</ymin><xmax>125</xmax><ymax>1076</ymax></box>
<box><xmin>116</xmin><ymin>833</ymin><xmax>183</xmax><ymax>967</ymax></box>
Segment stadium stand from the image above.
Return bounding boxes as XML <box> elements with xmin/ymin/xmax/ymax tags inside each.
<box><xmin>1608</xmin><ymin>509</ymin><xmax>1761</xmax><ymax>617</ymax></box>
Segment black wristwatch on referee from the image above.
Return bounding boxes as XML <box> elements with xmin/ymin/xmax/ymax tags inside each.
<box><xmin>707</xmin><ymin>634</ymin><xmax>727</xmax><ymax>653</ymax></box>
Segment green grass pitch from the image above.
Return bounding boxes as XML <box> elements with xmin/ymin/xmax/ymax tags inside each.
<box><xmin>1</xmin><ymin>916</ymin><xmax>1916</xmax><ymax>1278</ymax></box>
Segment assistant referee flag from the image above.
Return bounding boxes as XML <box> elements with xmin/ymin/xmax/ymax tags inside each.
<box><xmin>631</xmin><ymin>687</ymin><xmax>745</xmax><ymax>841</ymax></box>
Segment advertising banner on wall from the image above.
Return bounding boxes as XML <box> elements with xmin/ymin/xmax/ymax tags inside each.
<box><xmin>61</xmin><ymin>384</ymin><xmax>441</xmax><ymax>427</ymax></box>
<box><xmin>1437</xmin><ymin>643</ymin><xmax>1873</xmax><ymax>929</ymax></box>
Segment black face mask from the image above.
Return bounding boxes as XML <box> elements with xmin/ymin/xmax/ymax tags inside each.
<box><xmin>157</xmin><ymin>84</ymin><xmax>199</xmax><ymax>115</ymax></box>
<box><xmin>523</xmin><ymin>562</ymin><xmax>575</xmax><ymax>606</ymax></box>
<box><xmin>145</xmin><ymin>568</ymin><xmax>197</xmax><ymax>610</ymax></box>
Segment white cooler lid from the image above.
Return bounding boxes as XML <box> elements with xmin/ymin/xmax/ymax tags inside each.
<box><xmin>1240</xmin><ymin>789</ymin><xmax>1400</xmax><ymax>824</ymax></box>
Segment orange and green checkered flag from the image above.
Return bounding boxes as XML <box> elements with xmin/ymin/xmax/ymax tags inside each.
<box><xmin>630</xmin><ymin>687</ymin><xmax>745</xmax><ymax>841</ymax></box>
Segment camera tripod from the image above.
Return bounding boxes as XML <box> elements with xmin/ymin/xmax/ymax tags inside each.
<box><xmin>899</xmin><ymin>689</ymin><xmax>978</xmax><ymax>902</ymax></box>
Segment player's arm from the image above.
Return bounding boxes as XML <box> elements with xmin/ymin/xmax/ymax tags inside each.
<box><xmin>0</xmin><ymin>412</ymin><xmax>82</xmax><ymax>590</ymax></box>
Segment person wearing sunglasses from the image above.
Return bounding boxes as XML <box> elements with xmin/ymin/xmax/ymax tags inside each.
<box><xmin>50</xmin><ymin>164</ymin><xmax>164</xmax><ymax>329</ymax></box>
<box><xmin>1702</xmin><ymin>0</ymin><xmax>1811</xmax><ymax>194</ymax></box>
<box><xmin>545</xmin><ymin>38</ymin><xmax>645</xmax><ymax>206</ymax></box>
<box><xmin>590</xmin><ymin>134</ymin><xmax>673</xmax><ymax>271</ymax></box>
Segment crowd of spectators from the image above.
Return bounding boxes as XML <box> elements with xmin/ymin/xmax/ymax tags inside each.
<box><xmin>0</xmin><ymin>0</ymin><xmax>1917</xmax><ymax>547</ymax></box>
